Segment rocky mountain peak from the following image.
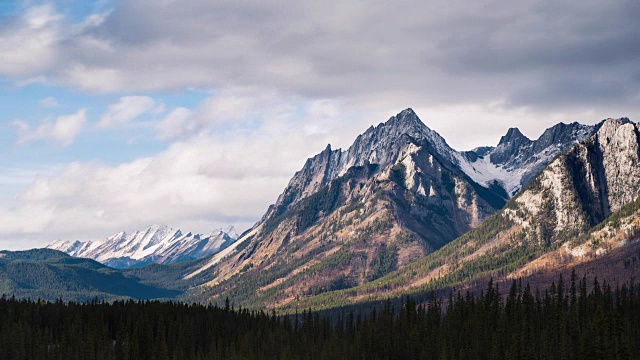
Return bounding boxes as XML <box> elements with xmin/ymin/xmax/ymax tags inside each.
<box><xmin>498</xmin><ymin>127</ymin><xmax>530</xmax><ymax>147</ymax></box>
<box><xmin>364</xmin><ymin>108</ymin><xmax>454</xmax><ymax>153</ymax></box>
<box><xmin>222</xmin><ymin>225</ymin><xmax>238</xmax><ymax>239</ymax></box>
<box><xmin>269</xmin><ymin>109</ymin><xmax>460</xmax><ymax>215</ymax></box>
<box><xmin>389</xmin><ymin>108</ymin><xmax>423</xmax><ymax>128</ymax></box>
<box><xmin>490</xmin><ymin>127</ymin><xmax>532</xmax><ymax>167</ymax></box>
<box><xmin>367</xmin><ymin>108</ymin><xmax>429</xmax><ymax>140</ymax></box>
<box><xmin>596</xmin><ymin>117</ymin><xmax>634</xmax><ymax>144</ymax></box>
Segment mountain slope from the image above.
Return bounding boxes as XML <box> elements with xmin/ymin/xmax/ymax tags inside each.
<box><xmin>185</xmin><ymin>109</ymin><xmax>600</xmax><ymax>308</ymax></box>
<box><xmin>48</xmin><ymin>225</ymin><xmax>238</xmax><ymax>268</ymax></box>
<box><xmin>0</xmin><ymin>249</ymin><xmax>180</xmax><ymax>301</ymax></box>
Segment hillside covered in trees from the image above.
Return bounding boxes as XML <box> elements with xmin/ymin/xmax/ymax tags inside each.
<box><xmin>0</xmin><ymin>249</ymin><xmax>180</xmax><ymax>302</ymax></box>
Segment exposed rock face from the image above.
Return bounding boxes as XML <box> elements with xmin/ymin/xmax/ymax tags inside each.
<box><xmin>242</xmin><ymin>109</ymin><xmax>509</xmax><ymax>262</ymax></box>
<box><xmin>490</xmin><ymin>127</ymin><xmax>532</xmax><ymax>165</ymax></box>
<box><xmin>265</xmin><ymin>109</ymin><xmax>459</xmax><ymax>218</ymax></box>
<box><xmin>507</xmin><ymin>118</ymin><xmax>639</xmax><ymax>244</ymax></box>
<box><xmin>595</xmin><ymin>119</ymin><xmax>639</xmax><ymax>212</ymax></box>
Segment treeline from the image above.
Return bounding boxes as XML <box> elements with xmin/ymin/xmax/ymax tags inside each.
<box><xmin>0</xmin><ymin>273</ymin><xmax>638</xmax><ymax>359</ymax></box>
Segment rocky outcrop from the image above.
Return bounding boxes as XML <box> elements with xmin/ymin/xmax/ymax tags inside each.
<box><xmin>508</xmin><ymin>118</ymin><xmax>640</xmax><ymax>244</ymax></box>
<box><xmin>490</xmin><ymin>127</ymin><xmax>532</xmax><ymax>165</ymax></box>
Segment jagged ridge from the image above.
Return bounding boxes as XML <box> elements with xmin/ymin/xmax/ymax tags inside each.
<box><xmin>48</xmin><ymin>225</ymin><xmax>238</xmax><ymax>268</ymax></box>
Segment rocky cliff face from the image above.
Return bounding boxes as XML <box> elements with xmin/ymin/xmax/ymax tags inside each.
<box><xmin>506</xmin><ymin>118</ymin><xmax>638</xmax><ymax>245</ymax></box>
<box><xmin>264</xmin><ymin>109</ymin><xmax>461</xmax><ymax>220</ymax></box>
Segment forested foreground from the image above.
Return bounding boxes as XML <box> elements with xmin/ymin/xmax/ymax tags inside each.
<box><xmin>0</xmin><ymin>274</ymin><xmax>639</xmax><ymax>360</ymax></box>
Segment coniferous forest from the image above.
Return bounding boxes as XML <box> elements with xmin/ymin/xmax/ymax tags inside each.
<box><xmin>0</xmin><ymin>274</ymin><xmax>638</xmax><ymax>360</ymax></box>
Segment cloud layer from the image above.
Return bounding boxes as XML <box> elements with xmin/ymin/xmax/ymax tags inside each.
<box><xmin>1</xmin><ymin>1</ymin><xmax>639</xmax><ymax>112</ymax></box>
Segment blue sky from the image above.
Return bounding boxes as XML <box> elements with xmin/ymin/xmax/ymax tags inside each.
<box><xmin>0</xmin><ymin>0</ymin><xmax>638</xmax><ymax>249</ymax></box>
<box><xmin>0</xmin><ymin>81</ymin><xmax>206</xmax><ymax>165</ymax></box>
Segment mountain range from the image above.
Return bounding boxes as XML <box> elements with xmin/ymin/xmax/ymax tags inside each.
<box><xmin>281</xmin><ymin>116</ymin><xmax>640</xmax><ymax>310</ymax></box>
<box><xmin>182</xmin><ymin>109</ymin><xmax>620</xmax><ymax>308</ymax></box>
<box><xmin>5</xmin><ymin>109</ymin><xmax>640</xmax><ymax>310</ymax></box>
<box><xmin>47</xmin><ymin>225</ymin><xmax>238</xmax><ymax>268</ymax></box>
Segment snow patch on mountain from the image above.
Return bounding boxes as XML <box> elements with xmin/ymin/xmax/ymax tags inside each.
<box><xmin>456</xmin><ymin>122</ymin><xmax>598</xmax><ymax>196</ymax></box>
<box><xmin>456</xmin><ymin>143</ymin><xmax>569</xmax><ymax>196</ymax></box>
<box><xmin>456</xmin><ymin>154</ymin><xmax>522</xmax><ymax>195</ymax></box>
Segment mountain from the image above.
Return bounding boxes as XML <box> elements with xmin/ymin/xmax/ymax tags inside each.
<box><xmin>184</xmin><ymin>109</ymin><xmax>599</xmax><ymax>308</ymax></box>
<box><xmin>48</xmin><ymin>225</ymin><xmax>238</xmax><ymax>268</ymax></box>
<box><xmin>283</xmin><ymin>118</ymin><xmax>640</xmax><ymax>310</ymax></box>
<box><xmin>0</xmin><ymin>249</ymin><xmax>180</xmax><ymax>301</ymax></box>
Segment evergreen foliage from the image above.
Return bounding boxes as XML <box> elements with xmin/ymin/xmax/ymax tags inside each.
<box><xmin>0</xmin><ymin>274</ymin><xmax>638</xmax><ymax>359</ymax></box>
<box><xmin>367</xmin><ymin>244</ymin><xmax>398</xmax><ymax>281</ymax></box>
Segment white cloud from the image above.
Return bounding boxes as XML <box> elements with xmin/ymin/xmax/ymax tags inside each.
<box><xmin>155</xmin><ymin>107</ymin><xmax>193</xmax><ymax>140</ymax></box>
<box><xmin>0</xmin><ymin>4</ymin><xmax>61</xmax><ymax>77</ymax></box>
<box><xmin>12</xmin><ymin>109</ymin><xmax>88</xmax><ymax>147</ymax></box>
<box><xmin>2</xmin><ymin>1</ymin><xmax>638</xmax><ymax>115</ymax></box>
<box><xmin>0</xmin><ymin>134</ymin><xmax>302</xmax><ymax>246</ymax></box>
<box><xmin>154</xmin><ymin>87</ymin><xmax>300</xmax><ymax>140</ymax></box>
<box><xmin>38</xmin><ymin>96</ymin><xmax>59</xmax><ymax>108</ymax></box>
<box><xmin>97</xmin><ymin>96</ymin><xmax>160</xmax><ymax>128</ymax></box>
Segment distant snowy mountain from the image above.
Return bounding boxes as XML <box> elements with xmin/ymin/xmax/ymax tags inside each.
<box><xmin>48</xmin><ymin>225</ymin><xmax>238</xmax><ymax>268</ymax></box>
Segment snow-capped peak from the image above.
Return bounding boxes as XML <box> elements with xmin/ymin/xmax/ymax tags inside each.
<box><xmin>46</xmin><ymin>224</ymin><xmax>239</xmax><ymax>268</ymax></box>
<box><xmin>497</xmin><ymin>127</ymin><xmax>531</xmax><ymax>146</ymax></box>
<box><xmin>457</xmin><ymin>121</ymin><xmax>599</xmax><ymax>196</ymax></box>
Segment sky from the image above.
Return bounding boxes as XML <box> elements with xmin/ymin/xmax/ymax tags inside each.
<box><xmin>1</xmin><ymin>0</ymin><xmax>639</xmax><ymax>249</ymax></box>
